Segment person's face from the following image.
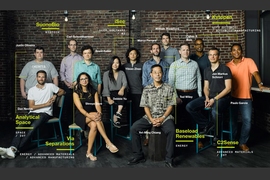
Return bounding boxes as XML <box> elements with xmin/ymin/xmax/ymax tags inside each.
<box><xmin>194</xmin><ymin>40</ymin><xmax>204</xmax><ymax>52</ymax></box>
<box><xmin>82</xmin><ymin>49</ymin><xmax>92</xmax><ymax>61</ymax></box>
<box><xmin>36</xmin><ymin>72</ymin><xmax>46</xmax><ymax>85</ymax></box>
<box><xmin>179</xmin><ymin>45</ymin><xmax>190</xmax><ymax>59</ymax></box>
<box><xmin>34</xmin><ymin>49</ymin><xmax>44</xmax><ymax>61</ymax></box>
<box><xmin>231</xmin><ymin>45</ymin><xmax>242</xmax><ymax>59</ymax></box>
<box><xmin>161</xmin><ymin>35</ymin><xmax>170</xmax><ymax>46</ymax></box>
<box><xmin>128</xmin><ymin>50</ymin><xmax>138</xmax><ymax>62</ymax></box>
<box><xmin>79</xmin><ymin>74</ymin><xmax>89</xmax><ymax>86</ymax></box>
<box><xmin>150</xmin><ymin>44</ymin><xmax>160</xmax><ymax>57</ymax></box>
<box><xmin>68</xmin><ymin>40</ymin><xmax>77</xmax><ymax>53</ymax></box>
<box><xmin>208</xmin><ymin>50</ymin><xmax>219</xmax><ymax>63</ymax></box>
<box><xmin>150</xmin><ymin>66</ymin><xmax>163</xmax><ymax>83</ymax></box>
<box><xmin>112</xmin><ymin>58</ymin><xmax>120</xmax><ymax>70</ymax></box>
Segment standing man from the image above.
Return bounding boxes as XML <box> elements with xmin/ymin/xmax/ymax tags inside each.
<box><xmin>0</xmin><ymin>70</ymin><xmax>65</xmax><ymax>159</ymax></box>
<box><xmin>73</xmin><ymin>45</ymin><xmax>102</xmax><ymax>95</ymax></box>
<box><xmin>60</xmin><ymin>39</ymin><xmax>83</xmax><ymax>130</ymax></box>
<box><xmin>168</xmin><ymin>43</ymin><xmax>202</xmax><ymax>128</ymax></box>
<box><xmin>190</xmin><ymin>38</ymin><xmax>211</xmax><ymax>90</ymax></box>
<box><xmin>160</xmin><ymin>32</ymin><xmax>180</xmax><ymax>65</ymax></box>
<box><xmin>19</xmin><ymin>46</ymin><xmax>59</xmax><ymax>107</ymax></box>
<box><xmin>186</xmin><ymin>47</ymin><xmax>232</xmax><ymax>143</ymax></box>
<box><xmin>226</xmin><ymin>43</ymin><xmax>270</xmax><ymax>151</ymax></box>
<box><xmin>123</xmin><ymin>47</ymin><xmax>144</xmax><ymax>123</ymax></box>
<box><xmin>142</xmin><ymin>43</ymin><xmax>170</xmax><ymax>146</ymax></box>
<box><xmin>128</xmin><ymin>64</ymin><xmax>176</xmax><ymax>168</ymax></box>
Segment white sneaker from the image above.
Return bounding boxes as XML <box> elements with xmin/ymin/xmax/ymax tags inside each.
<box><xmin>4</xmin><ymin>147</ymin><xmax>15</xmax><ymax>159</ymax></box>
<box><xmin>0</xmin><ymin>147</ymin><xmax>7</xmax><ymax>156</ymax></box>
<box><xmin>1</xmin><ymin>155</ymin><xmax>6</xmax><ymax>159</ymax></box>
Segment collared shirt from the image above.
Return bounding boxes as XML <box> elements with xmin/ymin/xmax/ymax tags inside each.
<box><xmin>226</xmin><ymin>57</ymin><xmax>258</xmax><ymax>99</ymax></box>
<box><xmin>204</xmin><ymin>63</ymin><xmax>232</xmax><ymax>98</ymax></box>
<box><xmin>168</xmin><ymin>58</ymin><xmax>202</xmax><ymax>97</ymax></box>
<box><xmin>190</xmin><ymin>53</ymin><xmax>211</xmax><ymax>80</ymax></box>
<box><xmin>140</xmin><ymin>83</ymin><xmax>176</xmax><ymax>124</ymax></box>
<box><xmin>73</xmin><ymin>60</ymin><xmax>102</xmax><ymax>90</ymax></box>
<box><xmin>142</xmin><ymin>58</ymin><xmax>170</xmax><ymax>87</ymax></box>
<box><xmin>160</xmin><ymin>46</ymin><xmax>180</xmax><ymax>65</ymax></box>
<box><xmin>60</xmin><ymin>53</ymin><xmax>83</xmax><ymax>83</ymax></box>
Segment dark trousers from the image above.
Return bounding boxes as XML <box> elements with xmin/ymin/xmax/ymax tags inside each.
<box><xmin>127</xmin><ymin>93</ymin><xmax>144</xmax><ymax>125</ymax></box>
<box><xmin>11</xmin><ymin>112</ymin><xmax>51</xmax><ymax>152</ymax></box>
<box><xmin>62</xmin><ymin>84</ymin><xmax>75</xmax><ymax>129</ymax></box>
<box><xmin>130</xmin><ymin>117</ymin><xmax>175</xmax><ymax>163</ymax></box>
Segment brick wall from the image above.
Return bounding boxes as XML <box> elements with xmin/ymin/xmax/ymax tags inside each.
<box><xmin>0</xmin><ymin>10</ymin><xmax>247</xmax><ymax>122</ymax></box>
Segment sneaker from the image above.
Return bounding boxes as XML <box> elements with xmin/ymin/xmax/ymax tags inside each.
<box><xmin>0</xmin><ymin>147</ymin><xmax>15</xmax><ymax>159</ymax></box>
<box><xmin>113</xmin><ymin>120</ymin><xmax>121</xmax><ymax>128</ymax></box>
<box><xmin>0</xmin><ymin>147</ymin><xmax>7</xmax><ymax>156</ymax></box>
<box><xmin>115</xmin><ymin>112</ymin><xmax>122</xmax><ymax>120</ymax></box>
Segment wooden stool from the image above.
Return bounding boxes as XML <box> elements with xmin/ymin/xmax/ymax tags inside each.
<box><xmin>147</xmin><ymin>126</ymin><xmax>167</xmax><ymax>161</ymax></box>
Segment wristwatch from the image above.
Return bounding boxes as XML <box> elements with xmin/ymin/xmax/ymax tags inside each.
<box><xmin>258</xmin><ymin>82</ymin><xmax>263</xmax><ymax>86</ymax></box>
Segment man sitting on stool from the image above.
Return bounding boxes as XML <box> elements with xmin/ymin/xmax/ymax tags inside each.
<box><xmin>186</xmin><ymin>47</ymin><xmax>232</xmax><ymax>145</ymax></box>
<box><xmin>127</xmin><ymin>64</ymin><xmax>176</xmax><ymax>168</ymax></box>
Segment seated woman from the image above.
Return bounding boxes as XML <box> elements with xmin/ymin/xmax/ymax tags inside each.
<box><xmin>102</xmin><ymin>56</ymin><xmax>128</xmax><ymax>128</ymax></box>
<box><xmin>73</xmin><ymin>72</ymin><xmax>118</xmax><ymax>161</ymax></box>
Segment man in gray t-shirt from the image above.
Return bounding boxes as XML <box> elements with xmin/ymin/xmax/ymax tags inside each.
<box><xmin>19</xmin><ymin>46</ymin><xmax>59</xmax><ymax>106</ymax></box>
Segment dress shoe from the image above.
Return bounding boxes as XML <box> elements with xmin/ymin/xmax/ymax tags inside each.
<box><xmin>212</xmin><ymin>137</ymin><xmax>219</xmax><ymax>146</ymax></box>
<box><xmin>199</xmin><ymin>123</ymin><xmax>215</xmax><ymax>135</ymax></box>
<box><xmin>239</xmin><ymin>144</ymin><xmax>249</xmax><ymax>151</ymax></box>
<box><xmin>143</xmin><ymin>138</ymin><xmax>149</xmax><ymax>146</ymax></box>
<box><xmin>165</xmin><ymin>161</ymin><xmax>175</xmax><ymax>168</ymax></box>
<box><xmin>127</xmin><ymin>156</ymin><xmax>146</xmax><ymax>165</ymax></box>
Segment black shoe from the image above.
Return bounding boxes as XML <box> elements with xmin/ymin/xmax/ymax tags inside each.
<box><xmin>165</xmin><ymin>161</ymin><xmax>175</xmax><ymax>168</ymax></box>
<box><xmin>199</xmin><ymin>123</ymin><xmax>215</xmax><ymax>135</ymax></box>
<box><xmin>127</xmin><ymin>156</ymin><xmax>146</xmax><ymax>165</ymax></box>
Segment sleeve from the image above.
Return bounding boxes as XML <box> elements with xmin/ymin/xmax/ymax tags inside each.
<box><xmin>174</xmin><ymin>49</ymin><xmax>180</xmax><ymax>61</ymax></box>
<box><xmin>167</xmin><ymin>85</ymin><xmax>177</xmax><ymax>106</ymax></box>
<box><xmin>248</xmin><ymin>58</ymin><xmax>259</xmax><ymax>74</ymax></box>
<box><xmin>27</xmin><ymin>88</ymin><xmax>34</xmax><ymax>100</ymax></box>
<box><xmin>142</xmin><ymin>62</ymin><xmax>149</xmax><ymax>87</ymax></box>
<box><xmin>121</xmin><ymin>71</ymin><xmax>128</xmax><ymax>87</ymax></box>
<box><xmin>97</xmin><ymin>65</ymin><xmax>102</xmax><ymax>85</ymax></box>
<box><xmin>73</xmin><ymin>61</ymin><xmax>79</xmax><ymax>82</ymax></box>
<box><xmin>51</xmin><ymin>84</ymin><xmax>60</xmax><ymax>94</ymax></box>
<box><xmin>102</xmin><ymin>71</ymin><xmax>110</xmax><ymax>97</ymax></box>
<box><xmin>49</xmin><ymin>62</ymin><xmax>59</xmax><ymax>79</ymax></box>
<box><xmin>59</xmin><ymin>57</ymin><xmax>66</xmax><ymax>81</ymax></box>
<box><xmin>139</xmin><ymin>87</ymin><xmax>148</xmax><ymax>107</ymax></box>
<box><xmin>163</xmin><ymin>62</ymin><xmax>169</xmax><ymax>84</ymax></box>
<box><xmin>196</xmin><ymin>63</ymin><xmax>202</xmax><ymax>97</ymax></box>
<box><xmin>168</xmin><ymin>62</ymin><xmax>175</xmax><ymax>87</ymax></box>
<box><xmin>19</xmin><ymin>63</ymin><xmax>29</xmax><ymax>80</ymax></box>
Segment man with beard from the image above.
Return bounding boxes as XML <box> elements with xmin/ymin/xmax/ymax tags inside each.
<box><xmin>141</xmin><ymin>43</ymin><xmax>170</xmax><ymax>146</ymax></box>
<box><xmin>0</xmin><ymin>70</ymin><xmax>65</xmax><ymax>159</ymax></box>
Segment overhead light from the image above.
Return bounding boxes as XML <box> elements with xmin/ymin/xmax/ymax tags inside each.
<box><xmin>205</xmin><ymin>10</ymin><xmax>211</xmax><ymax>19</ymax></box>
<box><xmin>131</xmin><ymin>10</ymin><xmax>136</xmax><ymax>20</ymax></box>
<box><xmin>64</xmin><ymin>10</ymin><xmax>68</xmax><ymax>22</ymax></box>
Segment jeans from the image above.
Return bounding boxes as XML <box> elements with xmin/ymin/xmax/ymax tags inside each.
<box><xmin>230</xmin><ymin>97</ymin><xmax>252</xmax><ymax>145</ymax></box>
<box><xmin>130</xmin><ymin>118</ymin><xmax>175</xmax><ymax>163</ymax></box>
<box><xmin>186</xmin><ymin>95</ymin><xmax>231</xmax><ymax>137</ymax></box>
<box><xmin>11</xmin><ymin>112</ymin><xmax>51</xmax><ymax>152</ymax></box>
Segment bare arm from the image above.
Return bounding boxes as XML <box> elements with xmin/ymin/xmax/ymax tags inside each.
<box><xmin>20</xmin><ymin>78</ymin><xmax>27</xmax><ymax>99</ymax></box>
<box><xmin>52</xmin><ymin>77</ymin><xmax>59</xmax><ymax>87</ymax></box>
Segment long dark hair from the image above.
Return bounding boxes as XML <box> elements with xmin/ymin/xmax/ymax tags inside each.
<box><xmin>74</xmin><ymin>72</ymin><xmax>95</xmax><ymax>98</ymax></box>
<box><xmin>108</xmin><ymin>56</ymin><xmax>121</xmax><ymax>84</ymax></box>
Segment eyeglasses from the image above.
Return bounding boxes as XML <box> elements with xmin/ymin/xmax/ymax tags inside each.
<box><xmin>80</xmin><ymin>78</ymin><xmax>88</xmax><ymax>81</ymax></box>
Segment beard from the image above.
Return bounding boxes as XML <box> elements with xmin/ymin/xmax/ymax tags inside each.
<box><xmin>153</xmin><ymin>52</ymin><xmax>160</xmax><ymax>57</ymax></box>
<box><xmin>37</xmin><ymin>80</ymin><xmax>45</xmax><ymax>85</ymax></box>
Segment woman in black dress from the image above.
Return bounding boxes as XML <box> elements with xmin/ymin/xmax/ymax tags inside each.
<box><xmin>73</xmin><ymin>72</ymin><xmax>118</xmax><ymax>161</ymax></box>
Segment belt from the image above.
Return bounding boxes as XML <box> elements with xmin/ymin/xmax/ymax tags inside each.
<box><xmin>176</xmin><ymin>89</ymin><xmax>197</xmax><ymax>93</ymax></box>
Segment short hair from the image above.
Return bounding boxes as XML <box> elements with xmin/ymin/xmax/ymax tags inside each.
<box><xmin>230</xmin><ymin>43</ymin><xmax>242</xmax><ymax>51</ymax></box>
<box><xmin>179</xmin><ymin>43</ymin><xmax>190</xmax><ymax>50</ymax></box>
<box><xmin>34</xmin><ymin>46</ymin><xmax>44</xmax><ymax>53</ymax></box>
<box><xmin>36</xmin><ymin>70</ymin><xmax>47</xmax><ymax>78</ymax></box>
<box><xmin>125</xmin><ymin>47</ymin><xmax>141</xmax><ymax>63</ymax></box>
<box><xmin>151</xmin><ymin>43</ymin><xmax>161</xmax><ymax>50</ymax></box>
<box><xmin>151</xmin><ymin>64</ymin><xmax>163</xmax><ymax>73</ymax></box>
<box><xmin>68</xmin><ymin>39</ymin><xmax>78</xmax><ymax>45</ymax></box>
<box><xmin>208</xmin><ymin>46</ymin><xmax>220</xmax><ymax>56</ymax></box>
<box><xmin>161</xmin><ymin>32</ymin><xmax>171</xmax><ymax>39</ymax></box>
<box><xmin>194</xmin><ymin>38</ymin><xmax>204</xmax><ymax>45</ymax></box>
<box><xmin>81</xmin><ymin>45</ymin><xmax>94</xmax><ymax>55</ymax></box>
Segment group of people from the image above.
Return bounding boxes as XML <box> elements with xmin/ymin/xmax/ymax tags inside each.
<box><xmin>0</xmin><ymin>32</ymin><xmax>269</xmax><ymax>169</ymax></box>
